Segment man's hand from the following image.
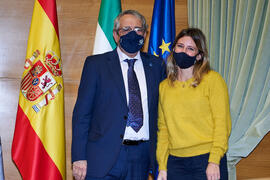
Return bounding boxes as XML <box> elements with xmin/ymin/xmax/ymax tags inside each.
<box><xmin>206</xmin><ymin>162</ymin><xmax>220</xmax><ymax>180</ymax></box>
<box><xmin>72</xmin><ymin>160</ymin><xmax>87</xmax><ymax>180</ymax></box>
<box><xmin>157</xmin><ymin>170</ymin><xmax>167</xmax><ymax>180</ymax></box>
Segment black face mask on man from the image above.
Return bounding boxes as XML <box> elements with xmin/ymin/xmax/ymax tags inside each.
<box><xmin>119</xmin><ymin>31</ymin><xmax>144</xmax><ymax>53</ymax></box>
<box><xmin>173</xmin><ymin>52</ymin><xmax>198</xmax><ymax>69</ymax></box>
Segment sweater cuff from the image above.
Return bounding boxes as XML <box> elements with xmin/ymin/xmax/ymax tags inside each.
<box><xmin>158</xmin><ymin>163</ymin><xmax>167</xmax><ymax>171</ymax></box>
<box><xmin>208</xmin><ymin>153</ymin><xmax>222</xmax><ymax>165</ymax></box>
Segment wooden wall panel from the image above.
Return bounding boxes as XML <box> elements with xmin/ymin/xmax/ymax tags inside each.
<box><xmin>0</xmin><ymin>0</ymin><xmax>188</xmax><ymax>179</ymax></box>
<box><xmin>236</xmin><ymin>132</ymin><xmax>270</xmax><ymax>180</ymax></box>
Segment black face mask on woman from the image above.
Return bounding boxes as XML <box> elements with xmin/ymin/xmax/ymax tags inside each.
<box><xmin>173</xmin><ymin>52</ymin><xmax>197</xmax><ymax>69</ymax></box>
<box><xmin>119</xmin><ymin>31</ymin><xmax>144</xmax><ymax>53</ymax></box>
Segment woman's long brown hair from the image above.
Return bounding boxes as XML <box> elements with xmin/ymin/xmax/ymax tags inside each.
<box><xmin>167</xmin><ymin>28</ymin><xmax>210</xmax><ymax>87</ymax></box>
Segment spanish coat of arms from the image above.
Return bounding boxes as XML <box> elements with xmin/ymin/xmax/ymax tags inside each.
<box><xmin>21</xmin><ymin>50</ymin><xmax>62</xmax><ymax>112</ymax></box>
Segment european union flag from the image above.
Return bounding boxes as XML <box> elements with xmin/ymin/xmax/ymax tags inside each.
<box><xmin>148</xmin><ymin>0</ymin><xmax>175</xmax><ymax>60</ymax></box>
<box><xmin>148</xmin><ymin>1</ymin><xmax>175</xmax><ymax>178</ymax></box>
<box><xmin>0</xmin><ymin>137</ymin><xmax>4</xmax><ymax>180</ymax></box>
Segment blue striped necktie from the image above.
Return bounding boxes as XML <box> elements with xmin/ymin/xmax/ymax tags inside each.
<box><xmin>125</xmin><ymin>59</ymin><xmax>143</xmax><ymax>132</ymax></box>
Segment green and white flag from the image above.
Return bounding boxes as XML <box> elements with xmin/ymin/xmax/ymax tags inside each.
<box><xmin>93</xmin><ymin>0</ymin><xmax>121</xmax><ymax>55</ymax></box>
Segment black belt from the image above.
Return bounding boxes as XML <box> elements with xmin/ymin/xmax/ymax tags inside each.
<box><xmin>122</xmin><ymin>139</ymin><xmax>147</xmax><ymax>146</ymax></box>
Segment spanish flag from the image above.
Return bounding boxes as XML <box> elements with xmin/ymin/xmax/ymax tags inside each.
<box><xmin>12</xmin><ymin>0</ymin><xmax>66</xmax><ymax>179</ymax></box>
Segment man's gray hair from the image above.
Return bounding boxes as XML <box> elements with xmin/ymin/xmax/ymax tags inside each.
<box><xmin>113</xmin><ymin>10</ymin><xmax>148</xmax><ymax>32</ymax></box>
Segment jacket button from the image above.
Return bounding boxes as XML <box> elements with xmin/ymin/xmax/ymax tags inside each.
<box><xmin>124</xmin><ymin>116</ymin><xmax>127</xmax><ymax>120</ymax></box>
<box><xmin>120</xmin><ymin>134</ymin><xmax>123</xmax><ymax>139</ymax></box>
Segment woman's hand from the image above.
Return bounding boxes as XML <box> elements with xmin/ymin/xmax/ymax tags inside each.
<box><xmin>157</xmin><ymin>170</ymin><xmax>167</xmax><ymax>180</ymax></box>
<box><xmin>206</xmin><ymin>162</ymin><xmax>220</xmax><ymax>180</ymax></box>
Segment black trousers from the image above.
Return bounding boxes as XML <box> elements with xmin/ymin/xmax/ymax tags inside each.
<box><xmin>167</xmin><ymin>153</ymin><xmax>228</xmax><ymax>180</ymax></box>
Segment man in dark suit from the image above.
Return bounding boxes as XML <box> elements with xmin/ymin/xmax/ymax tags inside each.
<box><xmin>72</xmin><ymin>10</ymin><xmax>165</xmax><ymax>180</ymax></box>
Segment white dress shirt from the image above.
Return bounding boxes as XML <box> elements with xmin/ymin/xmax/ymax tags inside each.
<box><xmin>117</xmin><ymin>47</ymin><xmax>149</xmax><ymax>141</ymax></box>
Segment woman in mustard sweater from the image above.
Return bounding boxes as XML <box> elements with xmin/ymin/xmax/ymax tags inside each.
<box><xmin>156</xmin><ymin>28</ymin><xmax>231</xmax><ymax>180</ymax></box>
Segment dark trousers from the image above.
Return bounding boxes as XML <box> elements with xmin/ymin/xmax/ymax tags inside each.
<box><xmin>167</xmin><ymin>153</ymin><xmax>228</xmax><ymax>180</ymax></box>
<box><xmin>86</xmin><ymin>141</ymin><xmax>150</xmax><ymax>180</ymax></box>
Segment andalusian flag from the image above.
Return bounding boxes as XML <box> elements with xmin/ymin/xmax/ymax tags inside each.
<box><xmin>92</xmin><ymin>0</ymin><xmax>121</xmax><ymax>55</ymax></box>
<box><xmin>12</xmin><ymin>0</ymin><xmax>66</xmax><ymax>179</ymax></box>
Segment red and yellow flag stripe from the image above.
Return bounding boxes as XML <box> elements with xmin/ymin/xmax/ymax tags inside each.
<box><xmin>12</xmin><ymin>0</ymin><xmax>66</xmax><ymax>179</ymax></box>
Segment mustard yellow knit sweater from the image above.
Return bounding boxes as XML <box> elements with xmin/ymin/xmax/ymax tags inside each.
<box><xmin>156</xmin><ymin>70</ymin><xmax>231</xmax><ymax>171</ymax></box>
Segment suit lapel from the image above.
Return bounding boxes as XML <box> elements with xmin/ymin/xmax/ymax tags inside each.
<box><xmin>106</xmin><ymin>50</ymin><xmax>127</xmax><ymax>105</ymax></box>
<box><xmin>141</xmin><ymin>53</ymin><xmax>154</xmax><ymax>110</ymax></box>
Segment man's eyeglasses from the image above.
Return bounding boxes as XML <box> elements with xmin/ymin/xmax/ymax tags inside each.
<box><xmin>118</xmin><ymin>26</ymin><xmax>145</xmax><ymax>35</ymax></box>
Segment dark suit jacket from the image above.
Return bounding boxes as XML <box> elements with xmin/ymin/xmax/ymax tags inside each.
<box><xmin>72</xmin><ymin>49</ymin><xmax>165</xmax><ymax>178</ymax></box>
